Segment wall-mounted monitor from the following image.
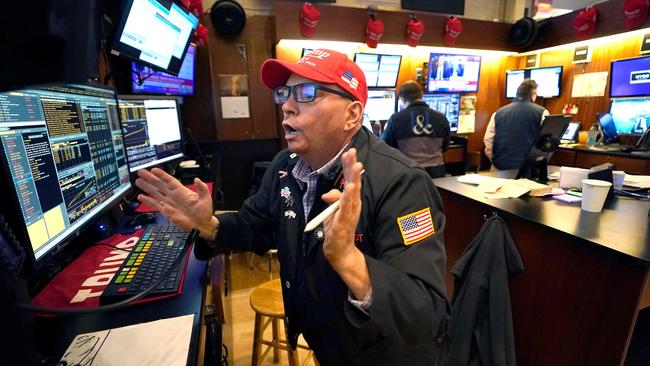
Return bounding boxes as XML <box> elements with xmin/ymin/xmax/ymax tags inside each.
<box><xmin>365</xmin><ymin>90</ymin><xmax>397</xmax><ymax>121</ymax></box>
<box><xmin>421</xmin><ymin>93</ymin><xmax>461</xmax><ymax>132</ymax></box>
<box><xmin>354</xmin><ymin>53</ymin><xmax>402</xmax><ymax>88</ymax></box>
<box><xmin>609</xmin><ymin>55</ymin><xmax>650</xmax><ymax>98</ymax></box>
<box><xmin>597</xmin><ymin>112</ymin><xmax>618</xmax><ymax>144</ymax></box>
<box><xmin>301</xmin><ymin>48</ymin><xmax>314</xmax><ymax>58</ymax></box>
<box><xmin>111</xmin><ymin>0</ymin><xmax>199</xmax><ymax>75</ymax></box>
<box><xmin>132</xmin><ymin>43</ymin><xmax>196</xmax><ymax>96</ymax></box>
<box><xmin>609</xmin><ymin>97</ymin><xmax>650</xmax><ymax>135</ymax></box>
<box><xmin>427</xmin><ymin>53</ymin><xmax>481</xmax><ymax>93</ymax></box>
<box><xmin>118</xmin><ymin>95</ymin><xmax>184</xmax><ymax>172</ymax></box>
<box><xmin>505</xmin><ymin>66</ymin><xmax>562</xmax><ymax>98</ymax></box>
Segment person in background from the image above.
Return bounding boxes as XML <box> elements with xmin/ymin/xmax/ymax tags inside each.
<box><xmin>484</xmin><ymin>79</ymin><xmax>549</xmax><ymax>170</ymax></box>
<box><xmin>135</xmin><ymin>49</ymin><xmax>449</xmax><ymax>365</ymax></box>
<box><xmin>381</xmin><ymin>80</ymin><xmax>450</xmax><ymax>178</ymax></box>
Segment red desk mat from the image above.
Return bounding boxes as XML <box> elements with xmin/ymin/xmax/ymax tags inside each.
<box><xmin>31</xmin><ymin>230</ymin><xmax>192</xmax><ymax>309</ymax></box>
<box><xmin>135</xmin><ymin>182</ymin><xmax>213</xmax><ymax>213</ymax></box>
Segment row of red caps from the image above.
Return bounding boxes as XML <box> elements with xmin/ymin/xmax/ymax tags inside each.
<box><xmin>572</xmin><ymin>0</ymin><xmax>648</xmax><ymax>39</ymax></box>
<box><xmin>300</xmin><ymin>3</ymin><xmax>463</xmax><ymax>48</ymax></box>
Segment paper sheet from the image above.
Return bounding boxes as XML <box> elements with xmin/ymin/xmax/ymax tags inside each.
<box><xmin>571</xmin><ymin>72</ymin><xmax>608</xmax><ymax>97</ymax></box>
<box><xmin>220</xmin><ymin>96</ymin><xmax>250</xmax><ymax>118</ymax></box>
<box><xmin>60</xmin><ymin>314</ymin><xmax>194</xmax><ymax>366</ymax></box>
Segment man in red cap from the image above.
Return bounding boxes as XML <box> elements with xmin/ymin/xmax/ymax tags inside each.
<box><xmin>134</xmin><ymin>49</ymin><xmax>449</xmax><ymax>364</ymax></box>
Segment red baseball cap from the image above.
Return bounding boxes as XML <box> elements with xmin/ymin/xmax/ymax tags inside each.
<box><xmin>405</xmin><ymin>18</ymin><xmax>425</xmax><ymax>47</ymax></box>
<box><xmin>300</xmin><ymin>3</ymin><xmax>320</xmax><ymax>37</ymax></box>
<box><xmin>624</xmin><ymin>0</ymin><xmax>649</xmax><ymax>29</ymax></box>
<box><xmin>572</xmin><ymin>6</ymin><xmax>598</xmax><ymax>39</ymax></box>
<box><xmin>365</xmin><ymin>18</ymin><xmax>384</xmax><ymax>48</ymax></box>
<box><xmin>444</xmin><ymin>17</ymin><xmax>463</xmax><ymax>46</ymax></box>
<box><xmin>260</xmin><ymin>49</ymin><xmax>368</xmax><ymax>107</ymax></box>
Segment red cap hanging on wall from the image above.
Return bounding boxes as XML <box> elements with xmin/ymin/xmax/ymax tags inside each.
<box><xmin>444</xmin><ymin>16</ymin><xmax>463</xmax><ymax>46</ymax></box>
<box><xmin>623</xmin><ymin>0</ymin><xmax>649</xmax><ymax>29</ymax></box>
<box><xmin>193</xmin><ymin>23</ymin><xmax>209</xmax><ymax>47</ymax></box>
<box><xmin>300</xmin><ymin>3</ymin><xmax>320</xmax><ymax>37</ymax></box>
<box><xmin>572</xmin><ymin>6</ymin><xmax>598</xmax><ymax>39</ymax></box>
<box><xmin>181</xmin><ymin>0</ymin><xmax>204</xmax><ymax>17</ymax></box>
<box><xmin>365</xmin><ymin>9</ymin><xmax>384</xmax><ymax>48</ymax></box>
<box><xmin>405</xmin><ymin>16</ymin><xmax>424</xmax><ymax>47</ymax></box>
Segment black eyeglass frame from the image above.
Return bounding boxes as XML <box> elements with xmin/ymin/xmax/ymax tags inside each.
<box><xmin>273</xmin><ymin>82</ymin><xmax>355</xmax><ymax>104</ymax></box>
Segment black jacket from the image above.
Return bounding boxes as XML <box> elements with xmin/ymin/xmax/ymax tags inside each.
<box><xmin>196</xmin><ymin>127</ymin><xmax>450</xmax><ymax>365</ymax></box>
<box><xmin>446</xmin><ymin>216</ymin><xmax>524</xmax><ymax>366</ymax></box>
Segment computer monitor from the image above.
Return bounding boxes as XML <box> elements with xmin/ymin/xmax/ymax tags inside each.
<box><xmin>421</xmin><ymin>93</ymin><xmax>461</xmax><ymax>132</ymax></box>
<box><xmin>111</xmin><ymin>0</ymin><xmax>199</xmax><ymax>75</ymax></box>
<box><xmin>596</xmin><ymin>113</ymin><xmax>618</xmax><ymax>144</ymax></box>
<box><xmin>427</xmin><ymin>53</ymin><xmax>481</xmax><ymax>93</ymax></box>
<box><xmin>365</xmin><ymin>90</ymin><xmax>397</xmax><ymax>121</ymax></box>
<box><xmin>505</xmin><ymin>66</ymin><xmax>562</xmax><ymax>98</ymax></box>
<box><xmin>516</xmin><ymin>114</ymin><xmax>571</xmax><ymax>182</ymax></box>
<box><xmin>561</xmin><ymin>122</ymin><xmax>580</xmax><ymax>142</ymax></box>
<box><xmin>118</xmin><ymin>95</ymin><xmax>184</xmax><ymax>172</ymax></box>
<box><xmin>301</xmin><ymin>48</ymin><xmax>314</xmax><ymax>58</ymax></box>
<box><xmin>131</xmin><ymin>43</ymin><xmax>196</xmax><ymax>96</ymax></box>
<box><xmin>354</xmin><ymin>53</ymin><xmax>402</xmax><ymax>88</ymax></box>
<box><xmin>609</xmin><ymin>55</ymin><xmax>650</xmax><ymax>98</ymax></box>
<box><xmin>609</xmin><ymin>97</ymin><xmax>650</xmax><ymax>135</ymax></box>
<box><xmin>0</xmin><ymin>84</ymin><xmax>131</xmax><ymax>266</ymax></box>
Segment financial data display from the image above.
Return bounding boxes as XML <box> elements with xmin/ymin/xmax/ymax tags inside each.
<box><xmin>0</xmin><ymin>85</ymin><xmax>131</xmax><ymax>261</ymax></box>
<box><xmin>505</xmin><ymin>66</ymin><xmax>562</xmax><ymax>98</ymax></box>
<box><xmin>609</xmin><ymin>97</ymin><xmax>650</xmax><ymax>135</ymax></box>
<box><xmin>421</xmin><ymin>93</ymin><xmax>460</xmax><ymax>132</ymax></box>
<box><xmin>354</xmin><ymin>53</ymin><xmax>402</xmax><ymax>88</ymax></box>
<box><xmin>112</xmin><ymin>0</ymin><xmax>198</xmax><ymax>75</ymax></box>
<box><xmin>365</xmin><ymin>90</ymin><xmax>397</xmax><ymax>121</ymax></box>
<box><xmin>118</xmin><ymin>96</ymin><xmax>183</xmax><ymax>172</ymax></box>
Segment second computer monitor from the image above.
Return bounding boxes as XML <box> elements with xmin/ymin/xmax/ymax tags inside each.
<box><xmin>118</xmin><ymin>96</ymin><xmax>184</xmax><ymax>172</ymax></box>
<box><xmin>421</xmin><ymin>93</ymin><xmax>460</xmax><ymax>132</ymax></box>
<box><xmin>365</xmin><ymin>90</ymin><xmax>397</xmax><ymax>121</ymax></box>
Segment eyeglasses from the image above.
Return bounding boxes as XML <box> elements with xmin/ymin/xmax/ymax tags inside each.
<box><xmin>273</xmin><ymin>83</ymin><xmax>355</xmax><ymax>104</ymax></box>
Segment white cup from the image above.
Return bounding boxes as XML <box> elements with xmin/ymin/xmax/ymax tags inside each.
<box><xmin>581</xmin><ymin>179</ymin><xmax>612</xmax><ymax>213</ymax></box>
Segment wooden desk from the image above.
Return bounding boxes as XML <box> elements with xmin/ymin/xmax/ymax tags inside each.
<box><xmin>434</xmin><ymin>172</ymin><xmax>650</xmax><ymax>366</ymax></box>
<box><xmin>550</xmin><ymin>146</ymin><xmax>650</xmax><ymax>174</ymax></box>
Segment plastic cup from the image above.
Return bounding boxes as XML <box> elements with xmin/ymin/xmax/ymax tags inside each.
<box><xmin>578</xmin><ymin>131</ymin><xmax>588</xmax><ymax>145</ymax></box>
<box><xmin>581</xmin><ymin>179</ymin><xmax>612</xmax><ymax>212</ymax></box>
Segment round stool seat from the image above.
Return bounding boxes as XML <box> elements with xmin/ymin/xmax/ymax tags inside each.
<box><xmin>250</xmin><ymin>279</ymin><xmax>284</xmax><ymax>318</ymax></box>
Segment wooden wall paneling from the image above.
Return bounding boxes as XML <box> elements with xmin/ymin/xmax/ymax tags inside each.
<box><xmin>273</xmin><ymin>0</ymin><xmax>514</xmax><ymax>51</ymax></box>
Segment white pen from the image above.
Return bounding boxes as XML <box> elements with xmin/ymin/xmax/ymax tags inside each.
<box><xmin>304</xmin><ymin>169</ymin><xmax>364</xmax><ymax>232</ymax></box>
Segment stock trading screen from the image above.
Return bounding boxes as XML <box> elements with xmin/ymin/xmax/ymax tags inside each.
<box><xmin>0</xmin><ymin>85</ymin><xmax>131</xmax><ymax>261</ymax></box>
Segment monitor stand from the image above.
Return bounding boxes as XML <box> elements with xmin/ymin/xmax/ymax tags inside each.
<box><xmin>516</xmin><ymin>156</ymin><xmax>549</xmax><ymax>183</ymax></box>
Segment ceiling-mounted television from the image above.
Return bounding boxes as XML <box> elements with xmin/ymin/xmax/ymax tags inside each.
<box><xmin>610</xmin><ymin>55</ymin><xmax>650</xmax><ymax>98</ymax></box>
<box><xmin>505</xmin><ymin>66</ymin><xmax>562</xmax><ymax>98</ymax></box>
<box><xmin>354</xmin><ymin>53</ymin><xmax>402</xmax><ymax>88</ymax></box>
<box><xmin>111</xmin><ymin>0</ymin><xmax>199</xmax><ymax>76</ymax></box>
<box><xmin>132</xmin><ymin>43</ymin><xmax>196</xmax><ymax>96</ymax></box>
<box><xmin>427</xmin><ymin>53</ymin><xmax>481</xmax><ymax>93</ymax></box>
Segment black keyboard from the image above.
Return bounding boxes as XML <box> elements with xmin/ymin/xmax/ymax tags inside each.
<box><xmin>100</xmin><ymin>224</ymin><xmax>191</xmax><ymax>305</ymax></box>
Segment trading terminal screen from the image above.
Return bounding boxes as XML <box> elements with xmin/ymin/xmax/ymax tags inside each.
<box><xmin>421</xmin><ymin>93</ymin><xmax>460</xmax><ymax>132</ymax></box>
<box><xmin>118</xmin><ymin>96</ymin><xmax>183</xmax><ymax>172</ymax></box>
<box><xmin>0</xmin><ymin>85</ymin><xmax>131</xmax><ymax>262</ymax></box>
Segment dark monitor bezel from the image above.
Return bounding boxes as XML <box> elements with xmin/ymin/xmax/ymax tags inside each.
<box><xmin>426</xmin><ymin>52</ymin><xmax>482</xmax><ymax>94</ymax></box>
<box><xmin>117</xmin><ymin>94</ymin><xmax>185</xmax><ymax>174</ymax></box>
<box><xmin>516</xmin><ymin>114</ymin><xmax>571</xmax><ymax>181</ymax></box>
<box><xmin>131</xmin><ymin>43</ymin><xmax>197</xmax><ymax>96</ymax></box>
<box><xmin>609</xmin><ymin>55</ymin><xmax>650</xmax><ymax>98</ymax></box>
<box><xmin>561</xmin><ymin>121</ymin><xmax>581</xmax><ymax>142</ymax></box>
<box><xmin>111</xmin><ymin>0</ymin><xmax>197</xmax><ymax>76</ymax></box>
<box><xmin>301</xmin><ymin>48</ymin><xmax>314</xmax><ymax>58</ymax></box>
<box><xmin>353</xmin><ymin>52</ymin><xmax>403</xmax><ymax>89</ymax></box>
<box><xmin>0</xmin><ymin>83</ymin><xmax>133</xmax><ymax>270</ymax></box>
<box><xmin>505</xmin><ymin>65</ymin><xmax>563</xmax><ymax>99</ymax></box>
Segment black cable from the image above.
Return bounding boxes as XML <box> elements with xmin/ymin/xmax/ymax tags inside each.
<box><xmin>86</xmin><ymin>242</ymin><xmax>131</xmax><ymax>252</ymax></box>
<box><xmin>16</xmin><ymin>229</ymin><xmax>198</xmax><ymax>315</ymax></box>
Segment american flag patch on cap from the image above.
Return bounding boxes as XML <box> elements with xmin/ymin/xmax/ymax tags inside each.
<box><xmin>397</xmin><ymin>207</ymin><xmax>435</xmax><ymax>245</ymax></box>
<box><xmin>341</xmin><ymin>70</ymin><xmax>359</xmax><ymax>90</ymax></box>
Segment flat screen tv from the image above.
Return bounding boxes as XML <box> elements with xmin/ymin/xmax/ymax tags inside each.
<box><xmin>365</xmin><ymin>90</ymin><xmax>397</xmax><ymax>121</ymax></box>
<box><xmin>427</xmin><ymin>53</ymin><xmax>481</xmax><ymax>93</ymax></box>
<box><xmin>609</xmin><ymin>56</ymin><xmax>650</xmax><ymax>98</ymax></box>
<box><xmin>132</xmin><ymin>43</ymin><xmax>196</xmax><ymax>96</ymax></box>
<box><xmin>609</xmin><ymin>97</ymin><xmax>650</xmax><ymax>135</ymax></box>
<box><xmin>505</xmin><ymin>66</ymin><xmax>562</xmax><ymax>98</ymax></box>
<box><xmin>421</xmin><ymin>93</ymin><xmax>461</xmax><ymax>132</ymax></box>
<box><xmin>354</xmin><ymin>53</ymin><xmax>402</xmax><ymax>88</ymax></box>
<box><xmin>111</xmin><ymin>0</ymin><xmax>199</xmax><ymax>75</ymax></box>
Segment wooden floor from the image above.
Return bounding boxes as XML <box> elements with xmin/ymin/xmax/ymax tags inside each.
<box><xmin>224</xmin><ymin>252</ymin><xmax>316</xmax><ymax>366</ymax></box>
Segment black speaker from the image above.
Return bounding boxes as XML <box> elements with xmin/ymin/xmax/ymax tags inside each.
<box><xmin>509</xmin><ymin>17</ymin><xmax>551</xmax><ymax>50</ymax></box>
<box><xmin>210</xmin><ymin>0</ymin><xmax>246</xmax><ymax>36</ymax></box>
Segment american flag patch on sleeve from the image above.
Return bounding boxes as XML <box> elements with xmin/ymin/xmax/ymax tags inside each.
<box><xmin>397</xmin><ymin>207</ymin><xmax>435</xmax><ymax>245</ymax></box>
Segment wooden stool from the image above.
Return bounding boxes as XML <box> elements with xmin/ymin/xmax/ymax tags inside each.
<box><xmin>250</xmin><ymin>279</ymin><xmax>317</xmax><ymax>366</ymax></box>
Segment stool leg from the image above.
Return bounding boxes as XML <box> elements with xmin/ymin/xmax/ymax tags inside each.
<box><xmin>252</xmin><ymin>313</ymin><xmax>263</xmax><ymax>366</ymax></box>
<box><xmin>287</xmin><ymin>346</ymin><xmax>300</xmax><ymax>366</ymax></box>
<box><xmin>272</xmin><ymin>318</ymin><xmax>280</xmax><ymax>363</ymax></box>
